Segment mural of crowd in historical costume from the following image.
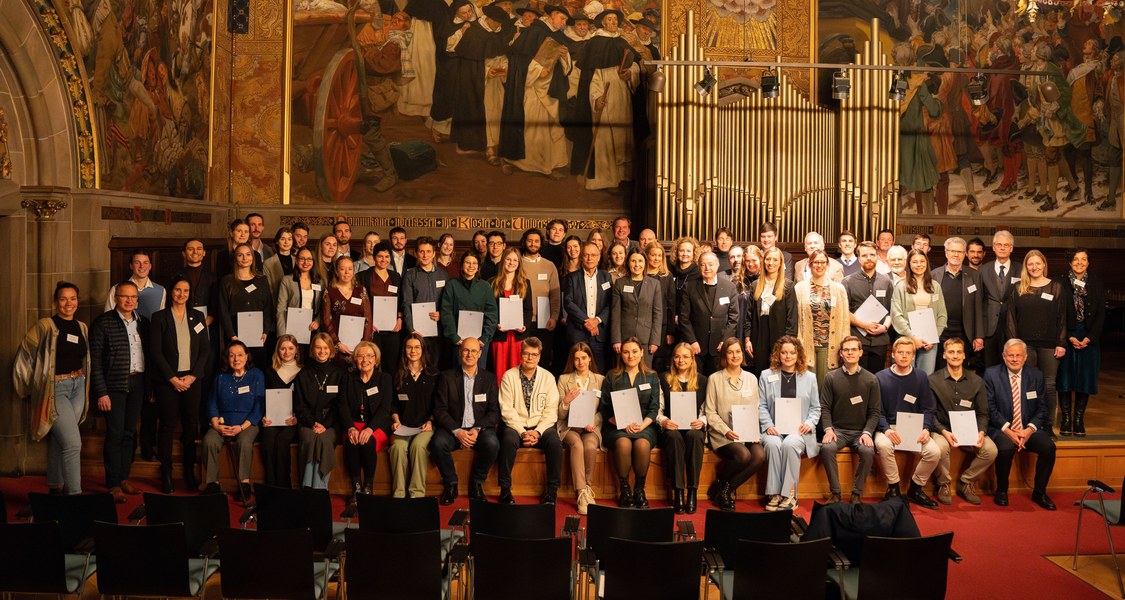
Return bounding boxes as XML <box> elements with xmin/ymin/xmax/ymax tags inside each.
<box><xmin>820</xmin><ymin>0</ymin><xmax>1123</xmax><ymax>219</ymax></box>
<box><xmin>62</xmin><ymin>0</ymin><xmax>214</xmax><ymax>199</ymax></box>
<box><xmin>288</xmin><ymin>0</ymin><xmax>664</xmax><ymax>205</ymax></box>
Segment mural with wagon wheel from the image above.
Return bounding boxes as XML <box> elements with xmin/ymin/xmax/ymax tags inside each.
<box><xmin>288</xmin><ymin>0</ymin><xmax>664</xmax><ymax>208</ymax></box>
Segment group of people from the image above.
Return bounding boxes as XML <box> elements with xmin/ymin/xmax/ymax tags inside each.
<box><xmin>13</xmin><ymin>213</ymin><xmax>1104</xmax><ymax>516</ymax></box>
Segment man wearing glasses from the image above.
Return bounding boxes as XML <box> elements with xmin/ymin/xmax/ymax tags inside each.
<box><xmin>480</xmin><ymin>230</ymin><xmax>507</xmax><ymax>282</ymax></box>
<box><xmin>430</xmin><ymin>338</ymin><xmax>501</xmax><ymax>504</ymax></box>
<box><xmin>819</xmin><ymin>336</ymin><xmax>881</xmax><ymax>505</ymax></box>
<box><xmin>90</xmin><ymin>281</ymin><xmax>151</xmax><ymax>503</ymax></box>
<box><xmin>496</xmin><ymin>338</ymin><xmax>561</xmax><ymax>504</ymax></box>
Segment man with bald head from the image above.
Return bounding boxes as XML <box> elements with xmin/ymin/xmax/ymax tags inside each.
<box><xmin>638</xmin><ymin>228</ymin><xmax>657</xmax><ymax>251</ymax></box>
<box><xmin>793</xmin><ymin>231</ymin><xmax>844</xmax><ymax>283</ymax></box>
<box><xmin>678</xmin><ymin>252</ymin><xmax>739</xmax><ymax>374</ymax></box>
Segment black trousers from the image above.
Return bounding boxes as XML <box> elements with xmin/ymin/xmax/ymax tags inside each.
<box><xmin>430</xmin><ymin>427</ymin><xmax>499</xmax><ymax>486</ymax></box>
<box><xmin>659</xmin><ymin>428</ymin><xmax>706</xmax><ymax>489</ymax></box>
<box><xmin>497</xmin><ymin>427</ymin><xmax>561</xmax><ymax>489</ymax></box>
<box><xmin>259</xmin><ymin>425</ymin><xmax>297</xmax><ymax>487</ymax></box>
<box><xmin>104</xmin><ymin>374</ymin><xmax>145</xmax><ymax>488</ymax></box>
<box><xmin>373</xmin><ymin>331</ymin><xmax>401</xmax><ymax>375</ymax></box>
<box><xmin>859</xmin><ymin>345</ymin><xmax>887</xmax><ymax>374</ymax></box>
<box><xmin>155</xmin><ymin>376</ymin><xmax>201</xmax><ymax>473</ymax></box>
<box><xmin>992</xmin><ymin>429</ymin><xmax>1056</xmax><ymax>493</ymax></box>
<box><xmin>344</xmin><ymin>436</ymin><xmax>381</xmax><ymax>487</ymax></box>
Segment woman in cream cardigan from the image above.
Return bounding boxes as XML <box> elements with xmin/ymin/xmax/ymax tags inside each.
<box><xmin>704</xmin><ymin>337</ymin><xmax>765</xmax><ymax>512</ymax></box>
<box><xmin>556</xmin><ymin>342</ymin><xmax>606</xmax><ymax>514</ymax></box>
<box><xmin>794</xmin><ymin>249</ymin><xmax>850</xmax><ymax>384</ymax></box>
<box><xmin>890</xmin><ymin>249</ymin><xmax>947</xmax><ymax>374</ymax></box>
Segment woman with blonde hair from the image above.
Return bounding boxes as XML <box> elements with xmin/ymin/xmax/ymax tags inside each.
<box><xmin>744</xmin><ymin>246</ymin><xmax>797</xmax><ymax>375</ymax></box>
<box><xmin>1007</xmin><ymin>249</ymin><xmax>1066</xmax><ymax>437</ymax></box>
<box><xmin>645</xmin><ymin>242</ymin><xmax>675</xmax><ymax>372</ymax></box>
<box><xmin>341</xmin><ymin>340</ymin><xmax>394</xmax><ymax>497</ymax></box>
<box><xmin>260</xmin><ymin>334</ymin><xmax>301</xmax><ymax>488</ymax></box>
<box><xmin>796</xmin><ymin>249</ymin><xmax>851</xmax><ymax>383</ymax></box>
<box><xmin>657</xmin><ymin>343</ymin><xmax>707</xmax><ymax>513</ymax></box>
<box><xmin>556</xmin><ymin>342</ymin><xmax>606</xmax><ymax>514</ymax></box>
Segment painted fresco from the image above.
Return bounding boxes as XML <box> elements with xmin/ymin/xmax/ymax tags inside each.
<box><xmin>819</xmin><ymin>0</ymin><xmax>1123</xmax><ymax>219</ymax></box>
<box><xmin>69</xmin><ymin>0</ymin><xmax>214</xmax><ymax>199</ymax></box>
<box><xmin>288</xmin><ymin>0</ymin><xmax>662</xmax><ymax>208</ymax></box>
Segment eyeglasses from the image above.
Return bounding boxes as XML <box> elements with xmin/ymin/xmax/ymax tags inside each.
<box><xmin>488</xmin><ymin>242</ymin><xmax>506</xmax><ymax>247</ymax></box>
<box><xmin>462</xmin><ymin>348</ymin><xmax>482</xmax><ymax>355</ymax></box>
<box><xmin>521</xmin><ymin>351</ymin><xmax>541</xmax><ymax>358</ymax></box>
<box><xmin>811</xmin><ymin>260</ymin><xmax>829</xmax><ymax>266</ymax></box>
<box><xmin>355</xmin><ymin>354</ymin><xmax>377</xmax><ymax>360</ymax></box>
<box><xmin>116</xmin><ymin>295</ymin><xmax>139</xmax><ymax>300</ymax></box>
<box><xmin>297</xmin><ymin>257</ymin><xmax>314</xmax><ymax>263</ymax></box>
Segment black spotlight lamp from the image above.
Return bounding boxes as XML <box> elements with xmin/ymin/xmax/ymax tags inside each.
<box><xmin>694</xmin><ymin>67</ymin><xmax>718</xmax><ymax>97</ymax></box>
<box><xmin>888</xmin><ymin>70</ymin><xmax>909</xmax><ymax>101</ymax></box>
<box><xmin>761</xmin><ymin>69</ymin><xmax>780</xmax><ymax>99</ymax></box>
<box><xmin>968</xmin><ymin>74</ymin><xmax>989</xmax><ymax>106</ymax></box>
<box><xmin>831</xmin><ymin>70</ymin><xmax>851</xmax><ymax>100</ymax></box>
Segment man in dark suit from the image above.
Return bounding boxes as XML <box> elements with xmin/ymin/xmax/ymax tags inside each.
<box><xmin>980</xmin><ymin>230</ymin><xmax>1021</xmax><ymax>368</ymax></box>
<box><xmin>985</xmin><ymin>338</ymin><xmax>1056</xmax><ymax>510</ymax></box>
<box><xmin>678</xmin><ymin>252</ymin><xmax>738</xmax><ymax>375</ymax></box>
<box><xmin>429</xmin><ymin>338</ymin><xmax>501</xmax><ymax>505</ymax></box>
<box><xmin>388</xmin><ymin>227</ymin><xmax>418</xmax><ymax>275</ymax></box>
<box><xmin>931</xmin><ymin>236</ymin><xmax>985</xmax><ymax>371</ymax></box>
<box><xmin>563</xmin><ymin>242</ymin><xmax>612</xmax><ymax>372</ymax></box>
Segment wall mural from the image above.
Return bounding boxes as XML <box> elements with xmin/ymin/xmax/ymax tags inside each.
<box><xmin>288</xmin><ymin>0</ymin><xmax>662</xmax><ymax>209</ymax></box>
<box><xmin>819</xmin><ymin>0</ymin><xmax>1123</xmax><ymax>220</ymax></box>
<box><xmin>69</xmin><ymin>0</ymin><xmax>214</xmax><ymax>199</ymax></box>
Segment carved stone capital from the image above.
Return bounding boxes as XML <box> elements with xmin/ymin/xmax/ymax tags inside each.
<box><xmin>21</xmin><ymin>198</ymin><xmax>68</xmax><ymax>220</ymax></box>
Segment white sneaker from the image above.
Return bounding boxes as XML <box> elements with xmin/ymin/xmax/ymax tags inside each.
<box><xmin>577</xmin><ymin>488</ymin><xmax>590</xmax><ymax>515</ymax></box>
<box><xmin>586</xmin><ymin>485</ymin><xmax>596</xmax><ymax>506</ymax></box>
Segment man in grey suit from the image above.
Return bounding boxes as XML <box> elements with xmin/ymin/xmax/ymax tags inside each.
<box><xmin>931</xmin><ymin>237</ymin><xmax>984</xmax><ymax>371</ymax></box>
<box><xmin>678</xmin><ymin>252</ymin><xmax>739</xmax><ymax>375</ymax></box>
<box><xmin>979</xmin><ymin>230</ymin><xmax>1021</xmax><ymax>368</ymax></box>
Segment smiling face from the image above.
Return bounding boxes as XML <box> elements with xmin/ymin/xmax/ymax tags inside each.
<box><xmin>55</xmin><ymin>286</ymin><xmax>79</xmax><ymax>319</ymax></box>
<box><xmin>114</xmin><ymin>284</ymin><xmax>139</xmax><ymax>314</ymax></box>
<box><xmin>628</xmin><ymin>252</ymin><xmax>646</xmax><ymax>277</ymax></box>
<box><xmin>763</xmin><ymin>249</ymin><xmax>782</xmax><ymax>277</ymax></box>
<box><xmin>810</xmin><ymin>253</ymin><xmax>829</xmax><ymax>278</ymax></box>
<box><xmin>723</xmin><ymin>341</ymin><xmax>743</xmax><ymax>367</ymax></box>
<box><xmin>858</xmin><ymin>245</ymin><xmax>878</xmax><ymax>272</ymax></box>
<box><xmin>131</xmin><ymin>254</ymin><xmax>152</xmax><ymax>279</ymax></box>
<box><xmin>646</xmin><ymin>246</ymin><xmax>664</xmax><ymax>271</ymax></box>
<box><xmin>716</xmin><ymin>231</ymin><xmax>733</xmax><ymax>252</ymax></box>
<box><xmin>778</xmin><ymin>342</ymin><xmax>798</xmax><ymax>370</ymax></box>
<box><xmin>334</xmin><ymin>222</ymin><xmax>352</xmax><ymax>244</ymax></box>
<box><xmin>235</xmin><ymin>246</ymin><xmax>255</xmax><ymax>269</ymax></box>
<box><xmin>699</xmin><ymin>254</ymin><xmax>718</xmax><ymax>280</ymax></box>
<box><xmin>461</xmin><ymin>255</ymin><xmax>480</xmax><ymax>279</ymax></box>
<box><xmin>320</xmin><ymin>237</ymin><xmax>338</xmax><ymax>261</ymax></box>
<box><xmin>503</xmin><ymin>250</ymin><xmax>520</xmax><ymax>274</ymax></box>
<box><xmin>228</xmin><ymin>344</ymin><xmax>249</xmax><ymax>373</ymax></box>
<box><xmin>759</xmin><ymin>230</ymin><xmax>777</xmax><ymax>249</ymax></box>
<box><xmin>335</xmin><ymin>258</ymin><xmax>355</xmax><ymax>285</ymax></box>
<box><xmin>440</xmin><ymin>236</ymin><xmax>455</xmax><ymax>257</ymax></box>
<box><xmin>1070</xmin><ymin>251</ymin><xmax>1089</xmax><ymax>277</ymax></box>
<box><xmin>374</xmin><ymin>249</ymin><xmax>391</xmax><ymax>271</ymax></box>
<box><xmin>1003</xmin><ymin>342</ymin><xmax>1027</xmax><ymax>372</ymax></box>
<box><xmin>277</xmin><ymin>231</ymin><xmax>294</xmax><ymax>253</ymax></box>
<box><xmin>296</xmin><ymin>249</ymin><xmax>315</xmax><ymax>273</ymax></box>
<box><xmin>404</xmin><ymin>337</ymin><xmax>423</xmax><ymax>363</ymax></box>
<box><xmin>278</xmin><ymin>340</ymin><xmax>298</xmax><ymax>363</ymax></box>
<box><xmin>610</xmin><ymin>244</ymin><xmax>626</xmax><ymax>267</ymax></box>
<box><xmin>416</xmin><ymin>242</ymin><xmax>434</xmax><ymax>267</ymax></box>
<box><xmin>909</xmin><ymin>253</ymin><xmax>928</xmax><ymax>277</ymax></box>
<box><xmin>677</xmin><ymin>242</ymin><xmax>694</xmax><ymax>266</ymax></box>
<box><xmin>838</xmin><ymin>234</ymin><xmax>856</xmax><ymax>256</ymax></box>
<box><xmin>1025</xmin><ymin>254</ymin><xmax>1045</xmax><ymax>278</ymax></box>
<box><xmin>524</xmin><ymin>232</ymin><xmax>542</xmax><ymax>256</ymax></box>
<box><xmin>547</xmin><ymin>222</ymin><xmax>566</xmax><ymax>243</ymax></box>
<box><xmin>171</xmin><ymin>280</ymin><xmax>191</xmax><ymax>307</ymax></box>
<box><xmin>620</xmin><ymin>341</ymin><xmax>642</xmax><ymax>368</ymax></box>
<box><xmin>581</xmin><ymin>245</ymin><xmax>600</xmax><ymax>271</ymax></box>
<box><xmin>183</xmin><ymin>240</ymin><xmax>205</xmax><ymax>266</ymax></box>
<box><xmin>567</xmin><ymin>239</ymin><xmax>581</xmax><ymax>260</ymax></box>
<box><xmin>232</xmin><ymin>224</ymin><xmax>250</xmax><ymax>244</ymax></box>
<box><xmin>672</xmin><ymin>345</ymin><xmax>693</xmax><ymax>374</ymax></box>
<box><xmin>311</xmin><ymin>337</ymin><xmax>332</xmax><ymax>363</ymax></box>
<box><xmin>293</xmin><ymin>227</ymin><xmax>309</xmax><ymax>249</ymax></box>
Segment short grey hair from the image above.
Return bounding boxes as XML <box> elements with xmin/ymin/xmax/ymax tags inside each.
<box><xmin>944</xmin><ymin>236</ymin><xmax>966</xmax><ymax>250</ymax></box>
<box><xmin>1003</xmin><ymin>338</ymin><xmax>1028</xmax><ymax>353</ymax></box>
<box><xmin>887</xmin><ymin>245</ymin><xmax>908</xmax><ymax>260</ymax></box>
<box><xmin>992</xmin><ymin>229</ymin><xmax>1014</xmax><ymax>245</ymax></box>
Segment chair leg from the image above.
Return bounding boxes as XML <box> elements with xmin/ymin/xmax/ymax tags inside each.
<box><xmin>1096</xmin><ymin>494</ymin><xmax>1125</xmax><ymax>599</ymax></box>
<box><xmin>1075</xmin><ymin>488</ymin><xmax>1092</xmax><ymax>569</ymax></box>
<box><xmin>226</xmin><ymin>442</ymin><xmax>248</xmax><ymax>505</ymax></box>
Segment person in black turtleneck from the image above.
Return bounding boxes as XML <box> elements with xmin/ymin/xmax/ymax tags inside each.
<box><xmin>341</xmin><ymin>341</ymin><xmax>394</xmax><ymax>497</ymax></box>
<box><xmin>294</xmin><ymin>333</ymin><xmax>346</xmax><ymax>489</ymax></box>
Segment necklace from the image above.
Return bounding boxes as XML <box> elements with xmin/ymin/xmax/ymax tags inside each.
<box><xmin>726</xmin><ymin>373</ymin><xmax>743</xmax><ymax>391</ymax></box>
<box><xmin>781</xmin><ymin>371</ymin><xmax>796</xmax><ymax>385</ymax></box>
<box><xmin>314</xmin><ymin>370</ymin><xmax>328</xmax><ymax>391</ymax></box>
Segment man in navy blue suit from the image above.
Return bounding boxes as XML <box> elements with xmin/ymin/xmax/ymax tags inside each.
<box><xmin>985</xmin><ymin>338</ymin><xmax>1057</xmax><ymax>510</ymax></box>
<box><xmin>563</xmin><ymin>242</ymin><xmax>612</xmax><ymax>373</ymax></box>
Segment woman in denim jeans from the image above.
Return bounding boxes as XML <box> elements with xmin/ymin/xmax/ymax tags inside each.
<box><xmin>14</xmin><ymin>281</ymin><xmax>90</xmax><ymax>494</ymax></box>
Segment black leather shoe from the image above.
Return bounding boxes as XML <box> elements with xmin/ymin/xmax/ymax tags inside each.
<box><xmin>707</xmin><ymin>481</ymin><xmax>720</xmax><ymax>501</ymax></box>
<box><xmin>499</xmin><ymin>487</ymin><xmax>516</xmax><ymax>505</ymax></box>
<box><xmin>883</xmin><ymin>484</ymin><xmax>901</xmax><ymax>500</ymax></box>
<box><xmin>617</xmin><ymin>483</ymin><xmax>634</xmax><ymax>508</ymax></box>
<box><xmin>993</xmin><ymin>491</ymin><xmax>1009</xmax><ymax>506</ymax></box>
<box><xmin>1031</xmin><ymin>492</ymin><xmax>1057</xmax><ymax>511</ymax></box>
<box><xmin>672</xmin><ymin>489</ymin><xmax>684</xmax><ymax>514</ymax></box>
<box><xmin>469</xmin><ymin>483</ymin><xmax>486</xmax><ymax>502</ymax></box>
<box><xmin>204</xmin><ymin>482</ymin><xmax>222</xmax><ymax>495</ymax></box>
<box><xmin>540</xmin><ymin>489</ymin><xmax>557</xmax><ymax>505</ymax></box>
<box><xmin>633</xmin><ymin>487</ymin><xmax>649</xmax><ymax>509</ymax></box>
<box><xmin>183</xmin><ymin>470</ymin><xmax>200</xmax><ymax>492</ymax></box>
<box><xmin>685</xmin><ymin>488</ymin><xmax>697</xmax><ymax>514</ymax></box>
<box><xmin>907</xmin><ymin>483</ymin><xmax>939</xmax><ymax>510</ymax></box>
<box><xmin>440</xmin><ymin>484</ymin><xmax>457</xmax><ymax>505</ymax></box>
<box><xmin>161</xmin><ymin>469</ymin><xmax>174</xmax><ymax>495</ymax></box>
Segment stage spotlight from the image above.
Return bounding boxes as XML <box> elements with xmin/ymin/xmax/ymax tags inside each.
<box><xmin>831</xmin><ymin>70</ymin><xmax>851</xmax><ymax>100</ymax></box>
<box><xmin>888</xmin><ymin>70</ymin><xmax>908</xmax><ymax>101</ymax></box>
<box><xmin>694</xmin><ymin>67</ymin><xmax>717</xmax><ymax>97</ymax></box>
<box><xmin>968</xmin><ymin>74</ymin><xmax>989</xmax><ymax>106</ymax></box>
<box><xmin>647</xmin><ymin>68</ymin><xmax>666</xmax><ymax>93</ymax></box>
<box><xmin>761</xmin><ymin>70</ymin><xmax>780</xmax><ymax>99</ymax></box>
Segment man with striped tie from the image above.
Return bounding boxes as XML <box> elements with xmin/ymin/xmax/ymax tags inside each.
<box><xmin>985</xmin><ymin>338</ymin><xmax>1057</xmax><ymax>510</ymax></box>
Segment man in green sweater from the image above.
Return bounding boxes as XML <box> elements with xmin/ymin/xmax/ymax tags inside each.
<box><xmin>819</xmin><ymin>336</ymin><xmax>881</xmax><ymax>505</ymax></box>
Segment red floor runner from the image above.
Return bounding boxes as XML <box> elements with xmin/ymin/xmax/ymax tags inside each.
<box><xmin>2</xmin><ymin>475</ymin><xmax>1113</xmax><ymax>598</ymax></box>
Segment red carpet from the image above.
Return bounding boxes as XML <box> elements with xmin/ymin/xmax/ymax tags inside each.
<box><xmin>1</xmin><ymin>476</ymin><xmax>1113</xmax><ymax>598</ymax></box>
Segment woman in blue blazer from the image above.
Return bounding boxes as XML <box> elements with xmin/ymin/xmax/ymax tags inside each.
<box><xmin>758</xmin><ymin>335</ymin><xmax>820</xmax><ymax>511</ymax></box>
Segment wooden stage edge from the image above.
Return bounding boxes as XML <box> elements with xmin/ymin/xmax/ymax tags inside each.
<box><xmin>73</xmin><ymin>436</ymin><xmax>1125</xmax><ymax>501</ymax></box>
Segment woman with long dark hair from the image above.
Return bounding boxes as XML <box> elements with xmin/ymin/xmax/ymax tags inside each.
<box><xmin>1057</xmin><ymin>248</ymin><xmax>1104</xmax><ymax>436</ymax></box>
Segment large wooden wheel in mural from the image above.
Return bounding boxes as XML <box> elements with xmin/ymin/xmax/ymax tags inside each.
<box><xmin>313</xmin><ymin>48</ymin><xmax>364</xmax><ymax>203</ymax></box>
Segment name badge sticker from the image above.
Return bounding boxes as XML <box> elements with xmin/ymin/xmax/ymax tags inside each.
<box><xmin>237</xmin><ymin>386</ymin><xmax>251</xmax><ymax>394</ymax></box>
<box><xmin>245</xmin><ymin>284</ymin><xmax>257</xmax><ymax>293</ymax></box>
<box><xmin>850</xmin><ymin>396</ymin><xmax>863</xmax><ymax>405</ymax></box>
<box><xmin>193</xmin><ymin>323</ymin><xmax>204</xmax><ymax>334</ymax></box>
<box><xmin>1041</xmin><ymin>293</ymin><xmax>1054</xmax><ymax>301</ymax></box>
<box><xmin>387</xmin><ymin>285</ymin><xmax>398</xmax><ymax>294</ymax></box>
<box><xmin>1011</xmin><ymin>276</ymin><xmax>1021</xmax><ymax>284</ymax></box>
<box><xmin>474</xmin><ymin>393</ymin><xmax>487</xmax><ymax>403</ymax></box>
<box><xmin>768</xmin><ymin>374</ymin><xmax>779</xmax><ymax>382</ymax></box>
<box><xmin>398</xmin><ymin>394</ymin><xmax>409</xmax><ymax>401</ymax></box>
<box><xmin>875</xmin><ymin>289</ymin><xmax>887</xmax><ymax>298</ymax></box>
<box><xmin>367</xmin><ymin>386</ymin><xmax>379</xmax><ymax>396</ymax></box>
<box><xmin>326</xmin><ymin>385</ymin><xmax>339</xmax><ymax>394</ymax></box>
<box><xmin>1075</xmin><ymin>279</ymin><xmax>1086</xmax><ymax>288</ymax></box>
<box><xmin>593</xmin><ymin>390</ymin><xmax>602</xmax><ymax>398</ymax></box>
<box><xmin>959</xmin><ymin>400</ymin><xmax>973</xmax><ymax>408</ymax></box>
<box><xmin>904</xmin><ymin>394</ymin><xmax>917</xmax><ymax>404</ymax></box>
<box><xmin>622</xmin><ymin>285</ymin><xmax>634</xmax><ymax>293</ymax></box>
<box><xmin>66</xmin><ymin>333</ymin><xmax>80</xmax><ymax>343</ymax></box>
<box><xmin>312</xmin><ymin>284</ymin><xmax>322</xmax><ymax>292</ymax></box>
<box><xmin>350</xmin><ymin>296</ymin><xmax>363</xmax><ymax>305</ymax></box>
<box><xmin>967</xmin><ymin>285</ymin><xmax>977</xmax><ymax>294</ymax></box>
<box><xmin>719</xmin><ymin>296</ymin><xmax>730</xmax><ymax>305</ymax></box>
<box><xmin>1027</xmin><ymin>391</ymin><xmax>1038</xmax><ymax>399</ymax></box>
<box><xmin>436</xmin><ymin>280</ymin><xmax>446</xmax><ymax>288</ymax></box>
<box><xmin>601</xmin><ymin>281</ymin><xmax>611</xmax><ymax>291</ymax></box>
<box><xmin>538</xmin><ymin>273</ymin><xmax>548</xmax><ymax>281</ymax></box>
<box><xmin>639</xmin><ymin>383</ymin><xmax>652</xmax><ymax>391</ymax></box>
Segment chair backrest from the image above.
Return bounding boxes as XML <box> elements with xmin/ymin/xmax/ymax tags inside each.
<box><xmin>94</xmin><ymin>522</ymin><xmax>192</xmax><ymax>597</ymax></box>
<box><xmin>733</xmin><ymin>538</ymin><xmax>831</xmax><ymax>600</ymax></box>
<box><xmin>254</xmin><ymin>484</ymin><xmax>334</xmax><ymax>550</ymax></box>
<box><xmin>355</xmin><ymin>495</ymin><xmax>441</xmax><ymax>534</ymax></box>
<box><xmin>472</xmin><ymin>534</ymin><xmax>572</xmax><ymax>600</ymax></box>
<box><xmin>144</xmin><ymin>492</ymin><xmax>232</xmax><ymax>555</ymax></box>
<box><xmin>703</xmin><ymin>509</ymin><xmax>792</xmax><ymax>565</ymax></box>
<box><xmin>344</xmin><ymin>528</ymin><xmax>443</xmax><ymax>600</ymax></box>
<box><xmin>218</xmin><ymin>527</ymin><xmax>317</xmax><ymax>600</ymax></box>
<box><xmin>585</xmin><ymin>505</ymin><xmax>674</xmax><ymax>569</ymax></box>
<box><xmin>0</xmin><ymin>522</ymin><xmax>70</xmax><ymax>593</ymax></box>
<box><xmin>857</xmin><ymin>532</ymin><xmax>954</xmax><ymax>600</ymax></box>
<box><xmin>469</xmin><ymin>499</ymin><xmax>556</xmax><ymax>540</ymax></box>
<box><xmin>0</xmin><ymin>490</ymin><xmax>6</xmax><ymax>524</ymax></box>
<box><xmin>603</xmin><ymin>538</ymin><xmax>704</xmax><ymax>600</ymax></box>
<box><xmin>29</xmin><ymin>492</ymin><xmax>118</xmax><ymax>551</ymax></box>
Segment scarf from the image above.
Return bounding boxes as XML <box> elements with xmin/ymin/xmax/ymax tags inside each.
<box><xmin>1069</xmin><ymin>271</ymin><xmax>1087</xmax><ymax>322</ymax></box>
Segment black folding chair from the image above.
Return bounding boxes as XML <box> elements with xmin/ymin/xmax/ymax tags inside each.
<box><xmin>28</xmin><ymin>492</ymin><xmax>118</xmax><ymax>552</ymax></box>
<box><xmin>0</xmin><ymin>521</ymin><xmax>96</xmax><ymax>597</ymax></box>
<box><xmin>579</xmin><ymin>505</ymin><xmax>675</xmax><ymax>600</ymax></box>
<box><xmin>826</xmin><ymin>532</ymin><xmax>954</xmax><ymax>600</ymax></box>
<box><xmin>218</xmin><ymin>527</ymin><xmax>339</xmax><ymax>600</ymax></box>
<box><xmin>602</xmin><ymin>537</ymin><xmax>705</xmax><ymax>600</ymax></box>
<box><xmin>467</xmin><ymin>499</ymin><xmax>557</xmax><ymax>540</ymax></box>
<box><xmin>140</xmin><ymin>492</ymin><xmax>231</xmax><ymax>556</ymax></box>
<box><xmin>732</xmin><ymin>538</ymin><xmax>832</xmax><ymax>600</ymax></box>
<box><xmin>249</xmin><ymin>484</ymin><xmax>349</xmax><ymax>552</ymax></box>
<box><xmin>472</xmin><ymin>533</ymin><xmax>572</xmax><ymax>600</ymax></box>
<box><xmin>1074</xmin><ymin>477</ymin><xmax>1125</xmax><ymax>598</ymax></box>
<box><xmin>700</xmin><ymin>509</ymin><xmax>794</xmax><ymax>599</ymax></box>
<box><xmin>343</xmin><ymin>528</ymin><xmax>446</xmax><ymax>600</ymax></box>
<box><xmin>93</xmin><ymin>522</ymin><xmax>219</xmax><ymax>598</ymax></box>
<box><xmin>356</xmin><ymin>494</ymin><xmax>466</xmax><ymax>554</ymax></box>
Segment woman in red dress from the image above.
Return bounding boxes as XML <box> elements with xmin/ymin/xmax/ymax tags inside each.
<box><xmin>489</xmin><ymin>247</ymin><xmax>532</xmax><ymax>383</ymax></box>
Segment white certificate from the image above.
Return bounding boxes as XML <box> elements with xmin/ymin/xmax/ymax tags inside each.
<box><xmin>907</xmin><ymin>308</ymin><xmax>940</xmax><ymax>345</ymax></box>
<box><xmin>264</xmin><ymin>389</ymin><xmax>293</xmax><ymax>427</ymax></box>
<box><xmin>949</xmin><ymin>411</ymin><xmax>980</xmax><ymax>447</ymax></box>
<box><xmin>370</xmin><ymin>296</ymin><xmax>398</xmax><ymax>331</ymax></box>
<box><xmin>567</xmin><ymin>391</ymin><xmax>599</xmax><ymax>428</ymax></box>
<box><xmin>394</xmin><ymin>425</ymin><xmax>423</xmax><ymax>437</ymax></box>
<box><xmin>499</xmin><ymin>296</ymin><xmax>525</xmax><ymax>331</ymax></box>
<box><xmin>537</xmin><ymin>296</ymin><xmax>551</xmax><ymax>328</ymax></box>
<box><xmin>338</xmin><ymin>315</ymin><xmax>366</xmax><ymax>351</ymax></box>
<box><xmin>411</xmin><ymin>302</ymin><xmax>438</xmax><ymax>337</ymax></box>
<box><xmin>610</xmin><ymin>388</ymin><xmax>643</xmax><ymax>430</ymax></box>
<box><xmin>287</xmin><ymin>307</ymin><xmax>313</xmax><ymax>344</ymax></box>
<box><xmin>854</xmin><ymin>295</ymin><xmax>889</xmax><ymax>335</ymax></box>
<box><xmin>670</xmin><ymin>392</ymin><xmax>697</xmax><ymax>430</ymax></box>
<box><xmin>774</xmin><ymin>397</ymin><xmax>802</xmax><ymax>436</ymax></box>
<box><xmin>458</xmin><ymin>310</ymin><xmax>484</xmax><ymax>341</ymax></box>
<box><xmin>895</xmin><ymin>412</ymin><xmax>924</xmax><ymax>452</ymax></box>
<box><xmin>731</xmin><ymin>404</ymin><xmax>760</xmax><ymax>442</ymax></box>
<box><xmin>237</xmin><ymin>311</ymin><xmax>264</xmax><ymax>347</ymax></box>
